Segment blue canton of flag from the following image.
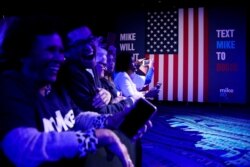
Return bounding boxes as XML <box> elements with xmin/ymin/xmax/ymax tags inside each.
<box><xmin>145</xmin><ymin>10</ymin><xmax>178</xmax><ymax>54</ymax></box>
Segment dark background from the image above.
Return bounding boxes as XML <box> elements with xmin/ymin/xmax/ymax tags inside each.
<box><xmin>1</xmin><ymin>0</ymin><xmax>249</xmax><ymax>105</ymax></box>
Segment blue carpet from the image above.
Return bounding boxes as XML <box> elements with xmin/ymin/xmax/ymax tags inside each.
<box><xmin>141</xmin><ymin>104</ymin><xmax>250</xmax><ymax>167</ymax></box>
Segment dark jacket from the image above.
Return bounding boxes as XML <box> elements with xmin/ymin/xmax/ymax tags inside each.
<box><xmin>58</xmin><ymin>59</ymin><xmax>134</xmax><ymax>114</ymax></box>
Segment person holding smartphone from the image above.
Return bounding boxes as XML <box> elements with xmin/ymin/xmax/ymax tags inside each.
<box><xmin>114</xmin><ymin>51</ymin><xmax>159</xmax><ymax>100</ymax></box>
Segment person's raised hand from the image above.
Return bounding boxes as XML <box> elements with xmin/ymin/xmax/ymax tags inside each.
<box><xmin>148</xmin><ymin>58</ymin><xmax>154</xmax><ymax>68</ymax></box>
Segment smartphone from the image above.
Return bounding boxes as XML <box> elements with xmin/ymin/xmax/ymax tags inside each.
<box><xmin>142</xmin><ymin>59</ymin><xmax>150</xmax><ymax>66</ymax></box>
<box><xmin>119</xmin><ymin>98</ymin><xmax>157</xmax><ymax>138</ymax></box>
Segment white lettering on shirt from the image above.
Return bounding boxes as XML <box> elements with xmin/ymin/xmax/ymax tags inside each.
<box><xmin>43</xmin><ymin>109</ymin><xmax>75</xmax><ymax>132</ymax></box>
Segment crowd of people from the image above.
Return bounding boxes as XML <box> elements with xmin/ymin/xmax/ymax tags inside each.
<box><xmin>0</xmin><ymin>16</ymin><xmax>159</xmax><ymax>167</ymax></box>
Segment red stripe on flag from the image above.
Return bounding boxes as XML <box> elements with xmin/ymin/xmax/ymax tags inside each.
<box><xmin>163</xmin><ymin>55</ymin><xmax>169</xmax><ymax>100</ymax></box>
<box><xmin>154</xmin><ymin>55</ymin><xmax>159</xmax><ymax>86</ymax></box>
<box><xmin>183</xmin><ymin>9</ymin><xmax>189</xmax><ymax>102</ymax></box>
<box><xmin>173</xmin><ymin>54</ymin><xmax>178</xmax><ymax>101</ymax></box>
<box><xmin>193</xmin><ymin>8</ymin><xmax>199</xmax><ymax>102</ymax></box>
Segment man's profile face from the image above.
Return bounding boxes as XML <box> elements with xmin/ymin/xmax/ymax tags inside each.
<box><xmin>96</xmin><ymin>54</ymin><xmax>107</xmax><ymax>78</ymax></box>
<box><xmin>75</xmin><ymin>39</ymin><xmax>96</xmax><ymax>68</ymax></box>
<box><xmin>24</xmin><ymin>33</ymin><xmax>65</xmax><ymax>83</ymax></box>
<box><xmin>67</xmin><ymin>26</ymin><xmax>96</xmax><ymax>69</ymax></box>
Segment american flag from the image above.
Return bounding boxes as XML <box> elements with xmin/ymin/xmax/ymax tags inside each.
<box><xmin>145</xmin><ymin>8</ymin><xmax>208</xmax><ymax>102</ymax></box>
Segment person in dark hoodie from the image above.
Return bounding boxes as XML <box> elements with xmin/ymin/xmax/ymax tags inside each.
<box><xmin>0</xmin><ymin>16</ymin><xmax>135</xmax><ymax>167</ymax></box>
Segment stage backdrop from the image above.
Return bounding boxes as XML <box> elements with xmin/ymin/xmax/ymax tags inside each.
<box><xmin>114</xmin><ymin>6</ymin><xmax>246</xmax><ymax>104</ymax></box>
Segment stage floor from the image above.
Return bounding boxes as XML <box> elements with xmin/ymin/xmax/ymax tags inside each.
<box><xmin>141</xmin><ymin>103</ymin><xmax>250</xmax><ymax>167</ymax></box>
